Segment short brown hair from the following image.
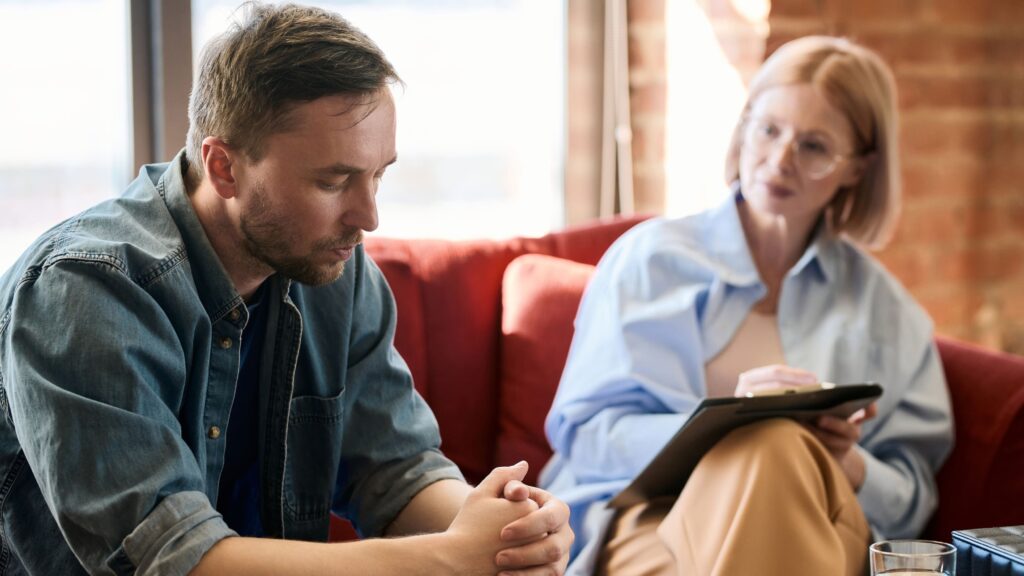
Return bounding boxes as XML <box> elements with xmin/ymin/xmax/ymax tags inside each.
<box><xmin>724</xmin><ymin>36</ymin><xmax>900</xmax><ymax>249</ymax></box>
<box><xmin>185</xmin><ymin>2</ymin><xmax>400</xmax><ymax>185</ymax></box>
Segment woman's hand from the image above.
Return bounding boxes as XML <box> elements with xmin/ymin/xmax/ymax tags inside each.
<box><xmin>734</xmin><ymin>365</ymin><xmax>878</xmax><ymax>490</ymax></box>
<box><xmin>733</xmin><ymin>364</ymin><xmax>819</xmax><ymax>397</ymax></box>
<box><xmin>805</xmin><ymin>403</ymin><xmax>878</xmax><ymax>490</ymax></box>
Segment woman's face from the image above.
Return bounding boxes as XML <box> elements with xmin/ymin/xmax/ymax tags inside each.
<box><xmin>738</xmin><ymin>83</ymin><xmax>865</xmax><ymax>225</ymax></box>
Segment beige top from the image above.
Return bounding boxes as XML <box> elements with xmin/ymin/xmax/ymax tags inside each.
<box><xmin>704</xmin><ymin>309</ymin><xmax>786</xmax><ymax>398</ymax></box>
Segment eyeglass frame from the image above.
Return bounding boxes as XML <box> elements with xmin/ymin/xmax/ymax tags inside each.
<box><xmin>740</xmin><ymin>114</ymin><xmax>863</xmax><ymax>180</ymax></box>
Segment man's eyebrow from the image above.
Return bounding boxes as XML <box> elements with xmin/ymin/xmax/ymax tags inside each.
<box><xmin>316</xmin><ymin>156</ymin><xmax>398</xmax><ymax>176</ymax></box>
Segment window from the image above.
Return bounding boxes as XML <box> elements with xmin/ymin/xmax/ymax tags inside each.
<box><xmin>0</xmin><ymin>0</ymin><xmax>130</xmax><ymax>271</ymax></box>
<box><xmin>193</xmin><ymin>0</ymin><xmax>567</xmax><ymax>240</ymax></box>
<box><xmin>664</xmin><ymin>0</ymin><xmax>749</xmax><ymax>217</ymax></box>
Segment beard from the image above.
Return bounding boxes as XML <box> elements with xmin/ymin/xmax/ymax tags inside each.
<box><xmin>239</xmin><ymin>181</ymin><xmax>363</xmax><ymax>286</ymax></box>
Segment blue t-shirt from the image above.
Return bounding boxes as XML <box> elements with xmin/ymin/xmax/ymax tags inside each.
<box><xmin>216</xmin><ymin>284</ymin><xmax>269</xmax><ymax>535</ymax></box>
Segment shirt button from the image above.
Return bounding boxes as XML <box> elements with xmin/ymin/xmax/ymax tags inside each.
<box><xmin>219</xmin><ymin>337</ymin><xmax>233</xmax><ymax>349</ymax></box>
<box><xmin>208</xmin><ymin>426</ymin><xmax>221</xmax><ymax>439</ymax></box>
<box><xmin>228</xmin><ymin>308</ymin><xmax>241</xmax><ymax>321</ymax></box>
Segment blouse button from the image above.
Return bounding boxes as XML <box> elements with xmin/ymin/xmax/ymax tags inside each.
<box><xmin>219</xmin><ymin>337</ymin><xmax>233</xmax><ymax>349</ymax></box>
<box><xmin>228</xmin><ymin>308</ymin><xmax>241</xmax><ymax>322</ymax></box>
<box><xmin>208</xmin><ymin>426</ymin><xmax>221</xmax><ymax>439</ymax></box>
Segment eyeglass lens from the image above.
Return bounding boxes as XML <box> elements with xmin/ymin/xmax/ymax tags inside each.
<box><xmin>744</xmin><ymin>118</ymin><xmax>841</xmax><ymax>179</ymax></box>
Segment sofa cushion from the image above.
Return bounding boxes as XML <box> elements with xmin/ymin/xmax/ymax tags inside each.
<box><xmin>928</xmin><ymin>336</ymin><xmax>1024</xmax><ymax>538</ymax></box>
<box><xmin>498</xmin><ymin>254</ymin><xmax>596</xmax><ymax>485</ymax></box>
<box><xmin>366</xmin><ymin>237</ymin><xmax>515</xmax><ymax>484</ymax></box>
<box><xmin>493</xmin><ymin>255</ymin><xmax>1024</xmax><ymax>536</ymax></box>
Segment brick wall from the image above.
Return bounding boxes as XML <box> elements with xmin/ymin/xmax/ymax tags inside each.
<box><xmin>565</xmin><ymin>0</ymin><xmax>668</xmax><ymax>220</ymax></box>
<box><xmin>619</xmin><ymin>0</ymin><xmax>1024</xmax><ymax>354</ymax></box>
<box><xmin>628</xmin><ymin>0</ymin><xmax>667</xmax><ymax>215</ymax></box>
<box><xmin>565</xmin><ymin>0</ymin><xmax>605</xmax><ymax>224</ymax></box>
<box><xmin>766</xmin><ymin>0</ymin><xmax>1024</xmax><ymax>353</ymax></box>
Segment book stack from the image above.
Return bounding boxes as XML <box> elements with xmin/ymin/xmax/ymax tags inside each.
<box><xmin>952</xmin><ymin>526</ymin><xmax>1024</xmax><ymax>576</ymax></box>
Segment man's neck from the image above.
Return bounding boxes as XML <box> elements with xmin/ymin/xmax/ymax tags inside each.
<box><xmin>188</xmin><ymin>180</ymin><xmax>272</xmax><ymax>302</ymax></box>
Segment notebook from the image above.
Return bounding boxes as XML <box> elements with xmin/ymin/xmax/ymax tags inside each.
<box><xmin>608</xmin><ymin>383</ymin><xmax>883</xmax><ymax>509</ymax></box>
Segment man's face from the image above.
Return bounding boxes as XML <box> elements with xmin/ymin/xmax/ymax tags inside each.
<box><xmin>232</xmin><ymin>91</ymin><xmax>397</xmax><ymax>286</ymax></box>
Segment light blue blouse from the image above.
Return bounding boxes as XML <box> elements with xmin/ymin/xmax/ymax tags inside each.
<box><xmin>541</xmin><ymin>193</ymin><xmax>954</xmax><ymax>574</ymax></box>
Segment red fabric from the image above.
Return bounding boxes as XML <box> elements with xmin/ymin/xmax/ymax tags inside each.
<box><xmin>364</xmin><ymin>238</ymin><xmax>512</xmax><ymax>483</ymax></box>
<box><xmin>926</xmin><ymin>336</ymin><xmax>1024</xmax><ymax>539</ymax></box>
<box><xmin>332</xmin><ymin>218</ymin><xmax>1024</xmax><ymax>543</ymax></box>
<box><xmin>362</xmin><ymin>215</ymin><xmax>647</xmax><ymax>484</ymax></box>
<box><xmin>490</xmin><ymin>254</ymin><xmax>1024</xmax><ymax>540</ymax></box>
<box><xmin>328</xmin><ymin>218</ymin><xmax>643</xmax><ymax>541</ymax></box>
<box><xmin>498</xmin><ymin>255</ymin><xmax>596</xmax><ymax>485</ymax></box>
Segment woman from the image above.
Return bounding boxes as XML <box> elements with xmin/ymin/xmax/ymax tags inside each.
<box><xmin>542</xmin><ymin>36</ymin><xmax>953</xmax><ymax>575</ymax></box>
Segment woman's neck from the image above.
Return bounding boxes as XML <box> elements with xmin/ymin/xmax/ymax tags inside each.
<box><xmin>737</xmin><ymin>200</ymin><xmax>820</xmax><ymax>313</ymax></box>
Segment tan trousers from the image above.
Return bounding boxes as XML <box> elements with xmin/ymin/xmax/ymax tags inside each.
<box><xmin>597</xmin><ymin>419</ymin><xmax>870</xmax><ymax>576</ymax></box>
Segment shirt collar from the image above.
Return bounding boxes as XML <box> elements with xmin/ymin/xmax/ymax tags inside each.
<box><xmin>789</xmin><ymin>220</ymin><xmax>837</xmax><ymax>284</ymax></box>
<box><xmin>700</xmin><ymin>190</ymin><xmax>760</xmax><ymax>287</ymax></box>
<box><xmin>702</xmin><ymin>186</ymin><xmax>838</xmax><ymax>287</ymax></box>
<box><xmin>152</xmin><ymin>149</ymin><xmax>245</xmax><ymax>322</ymax></box>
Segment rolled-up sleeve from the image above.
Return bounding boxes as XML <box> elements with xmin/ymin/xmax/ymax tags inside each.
<box><xmin>6</xmin><ymin>260</ymin><xmax>232</xmax><ymax>575</ymax></box>
<box><xmin>857</xmin><ymin>338</ymin><xmax>953</xmax><ymax>538</ymax></box>
<box><xmin>114</xmin><ymin>491</ymin><xmax>236</xmax><ymax>576</ymax></box>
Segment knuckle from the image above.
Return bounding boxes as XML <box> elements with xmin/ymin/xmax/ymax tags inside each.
<box><xmin>545</xmin><ymin>513</ymin><xmax>560</xmax><ymax>532</ymax></box>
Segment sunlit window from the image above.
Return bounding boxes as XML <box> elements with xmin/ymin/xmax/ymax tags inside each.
<box><xmin>193</xmin><ymin>0</ymin><xmax>566</xmax><ymax>240</ymax></box>
<box><xmin>664</xmin><ymin>0</ymin><xmax>748</xmax><ymax>217</ymax></box>
<box><xmin>0</xmin><ymin>0</ymin><xmax>130</xmax><ymax>272</ymax></box>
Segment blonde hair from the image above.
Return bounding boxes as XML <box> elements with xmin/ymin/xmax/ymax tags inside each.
<box><xmin>724</xmin><ymin>36</ymin><xmax>900</xmax><ymax>249</ymax></box>
<box><xmin>185</xmin><ymin>2</ymin><xmax>399</xmax><ymax>186</ymax></box>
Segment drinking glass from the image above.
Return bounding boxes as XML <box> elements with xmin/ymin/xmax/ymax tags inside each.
<box><xmin>869</xmin><ymin>540</ymin><xmax>956</xmax><ymax>575</ymax></box>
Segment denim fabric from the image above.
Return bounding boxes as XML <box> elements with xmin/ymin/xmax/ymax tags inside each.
<box><xmin>542</xmin><ymin>191</ymin><xmax>954</xmax><ymax>574</ymax></box>
<box><xmin>0</xmin><ymin>151</ymin><xmax>462</xmax><ymax>575</ymax></box>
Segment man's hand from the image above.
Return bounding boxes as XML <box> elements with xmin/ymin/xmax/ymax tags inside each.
<box><xmin>443</xmin><ymin>462</ymin><xmax>540</xmax><ymax>575</ymax></box>
<box><xmin>805</xmin><ymin>403</ymin><xmax>878</xmax><ymax>490</ymax></box>
<box><xmin>494</xmin><ymin>468</ymin><xmax>574</xmax><ymax>576</ymax></box>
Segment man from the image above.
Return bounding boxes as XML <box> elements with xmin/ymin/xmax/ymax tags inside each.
<box><xmin>0</xmin><ymin>3</ymin><xmax>571</xmax><ymax>575</ymax></box>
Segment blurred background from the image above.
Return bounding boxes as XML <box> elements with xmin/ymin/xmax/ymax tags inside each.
<box><xmin>0</xmin><ymin>0</ymin><xmax>1021</xmax><ymax>353</ymax></box>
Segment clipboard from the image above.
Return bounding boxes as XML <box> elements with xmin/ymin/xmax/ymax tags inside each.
<box><xmin>607</xmin><ymin>382</ymin><xmax>883</xmax><ymax>509</ymax></box>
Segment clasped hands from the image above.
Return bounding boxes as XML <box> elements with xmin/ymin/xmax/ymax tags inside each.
<box><xmin>447</xmin><ymin>461</ymin><xmax>574</xmax><ymax>576</ymax></box>
<box><xmin>735</xmin><ymin>364</ymin><xmax>878</xmax><ymax>491</ymax></box>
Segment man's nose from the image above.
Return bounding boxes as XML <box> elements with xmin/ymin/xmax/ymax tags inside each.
<box><xmin>341</xmin><ymin>176</ymin><xmax>379</xmax><ymax>232</ymax></box>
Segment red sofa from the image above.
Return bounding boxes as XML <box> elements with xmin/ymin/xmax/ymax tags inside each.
<box><xmin>329</xmin><ymin>215</ymin><xmax>1024</xmax><ymax>541</ymax></box>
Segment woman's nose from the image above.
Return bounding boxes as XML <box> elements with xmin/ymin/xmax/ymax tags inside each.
<box><xmin>767</xmin><ymin>136</ymin><xmax>797</xmax><ymax>173</ymax></box>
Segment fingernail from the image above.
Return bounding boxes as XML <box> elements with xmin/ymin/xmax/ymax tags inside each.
<box><xmin>496</xmin><ymin>554</ymin><xmax>511</xmax><ymax>566</ymax></box>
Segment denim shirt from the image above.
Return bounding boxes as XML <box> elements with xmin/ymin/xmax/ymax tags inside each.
<box><xmin>541</xmin><ymin>193</ymin><xmax>954</xmax><ymax>574</ymax></box>
<box><xmin>0</xmin><ymin>152</ymin><xmax>463</xmax><ymax>575</ymax></box>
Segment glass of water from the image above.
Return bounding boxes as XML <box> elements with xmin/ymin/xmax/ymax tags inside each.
<box><xmin>870</xmin><ymin>540</ymin><xmax>956</xmax><ymax>575</ymax></box>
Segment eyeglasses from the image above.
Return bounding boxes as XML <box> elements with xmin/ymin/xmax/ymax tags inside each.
<box><xmin>742</xmin><ymin>116</ymin><xmax>857</xmax><ymax>180</ymax></box>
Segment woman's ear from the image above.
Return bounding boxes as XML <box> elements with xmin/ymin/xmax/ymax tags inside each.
<box><xmin>840</xmin><ymin>152</ymin><xmax>877</xmax><ymax>188</ymax></box>
<box><xmin>201</xmin><ymin>137</ymin><xmax>239</xmax><ymax>200</ymax></box>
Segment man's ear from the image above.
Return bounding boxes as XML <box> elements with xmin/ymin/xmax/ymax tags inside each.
<box><xmin>201</xmin><ymin>137</ymin><xmax>239</xmax><ymax>200</ymax></box>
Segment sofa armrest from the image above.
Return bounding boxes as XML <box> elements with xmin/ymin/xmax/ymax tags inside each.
<box><xmin>926</xmin><ymin>336</ymin><xmax>1024</xmax><ymax>539</ymax></box>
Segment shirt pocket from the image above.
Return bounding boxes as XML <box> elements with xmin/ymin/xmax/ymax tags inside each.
<box><xmin>284</xmin><ymin>390</ymin><xmax>345</xmax><ymax>528</ymax></box>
